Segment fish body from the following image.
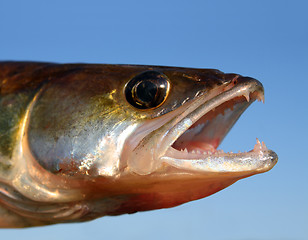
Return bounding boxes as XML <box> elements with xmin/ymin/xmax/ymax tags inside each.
<box><xmin>0</xmin><ymin>62</ymin><xmax>277</xmax><ymax>228</ymax></box>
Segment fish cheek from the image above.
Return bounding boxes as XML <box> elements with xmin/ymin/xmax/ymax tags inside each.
<box><xmin>26</xmin><ymin>81</ymin><xmax>138</xmax><ymax>178</ymax></box>
<box><xmin>26</xmin><ymin>82</ymin><xmax>100</xmax><ymax>176</ymax></box>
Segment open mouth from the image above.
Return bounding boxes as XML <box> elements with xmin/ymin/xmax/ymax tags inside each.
<box><xmin>170</xmin><ymin>93</ymin><xmax>264</xmax><ymax>156</ymax></box>
<box><xmin>126</xmin><ymin>76</ymin><xmax>278</xmax><ymax>175</ymax></box>
<box><xmin>159</xmin><ymin>77</ymin><xmax>278</xmax><ymax>173</ymax></box>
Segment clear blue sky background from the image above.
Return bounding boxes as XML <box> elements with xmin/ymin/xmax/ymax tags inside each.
<box><xmin>0</xmin><ymin>0</ymin><xmax>307</xmax><ymax>239</ymax></box>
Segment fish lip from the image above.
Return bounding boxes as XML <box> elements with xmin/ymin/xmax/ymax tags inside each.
<box><xmin>158</xmin><ymin>77</ymin><xmax>278</xmax><ymax>174</ymax></box>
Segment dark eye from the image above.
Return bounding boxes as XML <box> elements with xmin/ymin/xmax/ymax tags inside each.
<box><xmin>125</xmin><ymin>71</ymin><xmax>170</xmax><ymax>109</ymax></box>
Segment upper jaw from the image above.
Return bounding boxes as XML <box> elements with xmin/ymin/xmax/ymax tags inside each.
<box><xmin>126</xmin><ymin>77</ymin><xmax>277</xmax><ymax>176</ymax></box>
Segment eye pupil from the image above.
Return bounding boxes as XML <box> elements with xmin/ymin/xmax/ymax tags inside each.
<box><xmin>125</xmin><ymin>71</ymin><xmax>170</xmax><ymax>109</ymax></box>
<box><xmin>135</xmin><ymin>80</ymin><xmax>158</xmax><ymax>104</ymax></box>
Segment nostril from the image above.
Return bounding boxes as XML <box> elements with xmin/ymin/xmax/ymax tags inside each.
<box><xmin>232</xmin><ymin>76</ymin><xmax>239</xmax><ymax>85</ymax></box>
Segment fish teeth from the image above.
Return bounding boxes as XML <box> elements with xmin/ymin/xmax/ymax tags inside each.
<box><xmin>243</xmin><ymin>93</ymin><xmax>250</xmax><ymax>102</ymax></box>
<box><xmin>180</xmin><ymin>148</ymin><xmax>188</xmax><ymax>153</ymax></box>
<box><xmin>254</xmin><ymin>138</ymin><xmax>262</xmax><ymax>152</ymax></box>
<box><xmin>215</xmin><ymin>150</ymin><xmax>224</xmax><ymax>154</ymax></box>
<box><xmin>261</xmin><ymin>141</ymin><xmax>268</xmax><ymax>151</ymax></box>
<box><xmin>253</xmin><ymin>138</ymin><xmax>268</xmax><ymax>152</ymax></box>
<box><xmin>257</xmin><ymin>94</ymin><xmax>265</xmax><ymax>103</ymax></box>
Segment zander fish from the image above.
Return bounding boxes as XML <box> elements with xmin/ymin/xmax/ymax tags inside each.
<box><xmin>0</xmin><ymin>62</ymin><xmax>278</xmax><ymax>228</ymax></box>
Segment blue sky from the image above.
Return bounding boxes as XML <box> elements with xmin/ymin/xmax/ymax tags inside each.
<box><xmin>0</xmin><ymin>0</ymin><xmax>307</xmax><ymax>239</ymax></box>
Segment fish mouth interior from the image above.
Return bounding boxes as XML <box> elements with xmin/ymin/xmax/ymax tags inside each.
<box><xmin>169</xmin><ymin>91</ymin><xmax>265</xmax><ymax>158</ymax></box>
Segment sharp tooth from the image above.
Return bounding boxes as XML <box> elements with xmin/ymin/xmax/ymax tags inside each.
<box><xmin>192</xmin><ymin>150</ymin><xmax>196</xmax><ymax>154</ymax></box>
<box><xmin>261</xmin><ymin>141</ymin><xmax>268</xmax><ymax>151</ymax></box>
<box><xmin>243</xmin><ymin>93</ymin><xmax>250</xmax><ymax>102</ymax></box>
<box><xmin>254</xmin><ymin>138</ymin><xmax>262</xmax><ymax>151</ymax></box>
<box><xmin>257</xmin><ymin>94</ymin><xmax>265</xmax><ymax>103</ymax></box>
<box><xmin>184</xmin><ymin>148</ymin><xmax>188</xmax><ymax>153</ymax></box>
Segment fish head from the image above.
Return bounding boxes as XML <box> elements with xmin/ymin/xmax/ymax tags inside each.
<box><xmin>10</xmin><ymin>64</ymin><xmax>277</xmax><ymax>223</ymax></box>
<box><xmin>105</xmin><ymin>66</ymin><xmax>278</xmax><ymax>213</ymax></box>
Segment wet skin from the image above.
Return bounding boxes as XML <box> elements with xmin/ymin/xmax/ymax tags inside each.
<box><xmin>0</xmin><ymin>62</ymin><xmax>277</xmax><ymax>227</ymax></box>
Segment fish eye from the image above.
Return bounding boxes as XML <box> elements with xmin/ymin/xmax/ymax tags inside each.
<box><xmin>125</xmin><ymin>71</ymin><xmax>170</xmax><ymax>109</ymax></box>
